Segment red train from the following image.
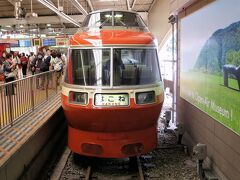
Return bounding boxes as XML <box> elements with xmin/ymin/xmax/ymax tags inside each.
<box><xmin>61</xmin><ymin>10</ymin><xmax>164</xmax><ymax>158</ymax></box>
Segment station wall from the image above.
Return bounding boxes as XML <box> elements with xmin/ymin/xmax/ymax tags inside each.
<box><xmin>177</xmin><ymin>0</ymin><xmax>240</xmax><ymax>179</ymax></box>
<box><xmin>148</xmin><ymin>0</ymin><xmax>193</xmax><ymax>47</ymax></box>
<box><xmin>148</xmin><ymin>0</ymin><xmax>171</xmax><ymax>45</ymax></box>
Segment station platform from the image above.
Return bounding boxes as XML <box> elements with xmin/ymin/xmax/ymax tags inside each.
<box><xmin>0</xmin><ymin>92</ymin><xmax>60</xmax><ymax>164</ymax></box>
<box><xmin>0</xmin><ymin>72</ymin><xmax>67</xmax><ymax>180</ymax></box>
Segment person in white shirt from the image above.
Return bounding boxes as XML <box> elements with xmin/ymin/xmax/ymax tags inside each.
<box><xmin>50</xmin><ymin>52</ymin><xmax>63</xmax><ymax>86</ymax></box>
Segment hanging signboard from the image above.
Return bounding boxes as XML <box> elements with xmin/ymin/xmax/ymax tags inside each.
<box><xmin>42</xmin><ymin>38</ymin><xmax>56</xmax><ymax>46</ymax></box>
<box><xmin>56</xmin><ymin>38</ymin><xmax>68</xmax><ymax>46</ymax></box>
<box><xmin>19</xmin><ymin>39</ymin><xmax>32</xmax><ymax>47</ymax></box>
<box><xmin>33</xmin><ymin>38</ymin><xmax>41</xmax><ymax>46</ymax></box>
<box><xmin>10</xmin><ymin>40</ymin><xmax>19</xmax><ymax>47</ymax></box>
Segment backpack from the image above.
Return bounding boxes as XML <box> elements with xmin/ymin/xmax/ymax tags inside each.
<box><xmin>40</xmin><ymin>56</ymin><xmax>50</xmax><ymax>72</ymax></box>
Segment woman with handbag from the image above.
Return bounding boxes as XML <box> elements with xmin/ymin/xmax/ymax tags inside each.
<box><xmin>3</xmin><ymin>53</ymin><xmax>16</xmax><ymax>95</ymax></box>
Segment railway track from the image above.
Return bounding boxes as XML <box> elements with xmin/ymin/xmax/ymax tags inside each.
<box><xmin>81</xmin><ymin>156</ymin><xmax>145</xmax><ymax>180</ymax></box>
<box><xmin>84</xmin><ymin>165</ymin><xmax>92</xmax><ymax>180</ymax></box>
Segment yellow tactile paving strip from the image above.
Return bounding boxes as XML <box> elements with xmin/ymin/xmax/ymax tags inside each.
<box><xmin>0</xmin><ymin>92</ymin><xmax>61</xmax><ymax>167</ymax></box>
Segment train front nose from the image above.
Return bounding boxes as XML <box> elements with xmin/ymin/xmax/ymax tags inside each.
<box><xmin>62</xmin><ymin>93</ymin><xmax>163</xmax><ymax>158</ymax></box>
<box><xmin>67</xmin><ymin>125</ymin><xmax>158</xmax><ymax>158</ymax></box>
<box><xmin>62</xmin><ymin>95</ymin><xmax>163</xmax><ymax>132</ymax></box>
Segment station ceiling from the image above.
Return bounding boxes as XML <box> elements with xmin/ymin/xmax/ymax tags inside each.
<box><xmin>0</xmin><ymin>0</ymin><xmax>155</xmax><ymax>36</ymax></box>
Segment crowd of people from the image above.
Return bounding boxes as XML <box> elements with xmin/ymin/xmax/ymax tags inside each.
<box><xmin>0</xmin><ymin>48</ymin><xmax>66</xmax><ymax>87</ymax></box>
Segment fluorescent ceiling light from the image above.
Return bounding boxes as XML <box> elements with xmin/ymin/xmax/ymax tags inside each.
<box><xmin>115</xmin><ymin>14</ymin><xmax>123</xmax><ymax>18</ymax></box>
<box><xmin>5</xmin><ymin>25</ymin><xmax>11</xmax><ymax>28</ymax></box>
<box><xmin>20</xmin><ymin>25</ymin><xmax>24</xmax><ymax>28</ymax></box>
<box><xmin>30</xmin><ymin>29</ymin><xmax>37</xmax><ymax>31</ymax></box>
<box><xmin>105</xmin><ymin>14</ymin><xmax>112</xmax><ymax>18</ymax></box>
<box><xmin>38</xmin><ymin>0</ymin><xmax>80</xmax><ymax>27</ymax></box>
<box><xmin>47</xmin><ymin>24</ymin><xmax>51</xmax><ymax>27</ymax></box>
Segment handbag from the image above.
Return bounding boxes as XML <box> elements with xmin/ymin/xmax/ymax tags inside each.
<box><xmin>0</xmin><ymin>73</ymin><xmax>4</xmax><ymax>81</ymax></box>
<box><xmin>6</xmin><ymin>72</ymin><xmax>15</xmax><ymax>79</ymax></box>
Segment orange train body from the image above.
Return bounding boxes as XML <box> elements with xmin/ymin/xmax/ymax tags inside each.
<box><xmin>62</xmin><ymin>10</ymin><xmax>164</xmax><ymax>158</ymax></box>
<box><xmin>70</xmin><ymin>30</ymin><xmax>155</xmax><ymax>46</ymax></box>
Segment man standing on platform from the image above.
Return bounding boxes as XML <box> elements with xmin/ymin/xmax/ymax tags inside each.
<box><xmin>20</xmin><ymin>53</ymin><xmax>28</xmax><ymax>78</ymax></box>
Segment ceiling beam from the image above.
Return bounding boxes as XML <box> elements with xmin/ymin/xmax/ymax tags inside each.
<box><xmin>7</xmin><ymin>0</ymin><xmax>15</xmax><ymax>6</ymax></box>
<box><xmin>48</xmin><ymin>0</ymin><xmax>64</xmax><ymax>28</ymax></box>
<box><xmin>131</xmin><ymin>0</ymin><xmax>137</xmax><ymax>10</ymax></box>
<box><xmin>126</xmin><ymin>0</ymin><xmax>130</xmax><ymax>10</ymax></box>
<box><xmin>40</xmin><ymin>27</ymin><xmax>79</xmax><ymax>34</ymax></box>
<box><xmin>148</xmin><ymin>0</ymin><xmax>156</xmax><ymax>12</ymax></box>
<box><xmin>0</xmin><ymin>15</ymin><xmax>85</xmax><ymax>26</ymax></box>
<box><xmin>38</xmin><ymin>0</ymin><xmax>81</xmax><ymax>27</ymax></box>
<box><xmin>86</xmin><ymin>0</ymin><xmax>94</xmax><ymax>12</ymax></box>
<box><xmin>69</xmin><ymin>0</ymin><xmax>88</xmax><ymax>16</ymax></box>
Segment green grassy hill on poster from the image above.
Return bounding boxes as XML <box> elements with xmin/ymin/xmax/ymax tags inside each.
<box><xmin>194</xmin><ymin>21</ymin><xmax>240</xmax><ymax>74</ymax></box>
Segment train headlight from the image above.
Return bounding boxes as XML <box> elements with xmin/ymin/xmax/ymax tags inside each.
<box><xmin>136</xmin><ymin>91</ymin><xmax>155</xmax><ymax>105</ymax></box>
<box><xmin>69</xmin><ymin>92</ymin><xmax>88</xmax><ymax>105</ymax></box>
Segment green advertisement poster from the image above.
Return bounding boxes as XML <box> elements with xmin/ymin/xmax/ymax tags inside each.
<box><xmin>180</xmin><ymin>0</ymin><xmax>240</xmax><ymax>134</ymax></box>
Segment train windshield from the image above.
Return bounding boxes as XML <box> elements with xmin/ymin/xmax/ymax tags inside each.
<box><xmin>66</xmin><ymin>48</ymin><xmax>161</xmax><ymax>87</ymax></box>
<box><xmin>113</xmin><ymin>11</ymin><xmax>145</xmax><ymax>27</ymax></box>
<box><xmin>82</xmin><ymin>11</ymin><xmax>146</xmax><ymax>28</ymax></box>
<box><xmin>82</xmin><ymin>11</ymin><xmax>112</xmax><ymax>27</ymax></box>
<box><xmin>70</xmin><ymin>49</ymin><xmax>111</xmax><ymax>86</ymax></box>
<box><xmin>113</xmin><ymin>48</ymin><xmax>161</xmax><ymax>86</ymax></box>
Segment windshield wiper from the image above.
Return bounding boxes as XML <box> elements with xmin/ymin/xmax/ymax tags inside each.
<box><xmin>99</xmin><ymin>18</ymin><xmax>111</xmax><ymax>29</ymax></box>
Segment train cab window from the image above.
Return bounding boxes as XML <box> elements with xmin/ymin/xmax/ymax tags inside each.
<box><xmin>113</xmin><ymin>48</ymin><xmax>161</xmax><ymax>86</ymax></box>
<box><xmin>81</xmin><ymin>11</ymin><xmax>147</xmax><ymax>29</ymax></box>
<box><xmin>82</xmin><ymin>11</ymin><xmax>113</xmax><ymax>27</ymax></box>
<box><xmin>70</xmin><ymin>49</ymin><xmax>111</xmax><ymax>86</ymax></box>
<box><xmin>114</xmin><ymin>11</ymin><xmax>146</xmax><ymax>27</ymax></box>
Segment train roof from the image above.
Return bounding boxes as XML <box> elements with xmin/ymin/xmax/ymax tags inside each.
<box><xmin>69</xmin><ymin>29</ymin><xmax>156</xmax><ymax>47</ymax></box>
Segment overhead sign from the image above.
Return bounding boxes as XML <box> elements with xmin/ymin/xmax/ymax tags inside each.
<box><xmin>0</xmin><ymin>39</ymin><xmax>18</xmax><ymax>44</ymax></box>
<box><xmin>19</xmin><ymin>39</ymin><xmax>32</xmax><ymax>47</ymax></box>
<box><xmin>42</xmin><ymin>38</ymin><xmax>56</xmax><ymax>46</ymax></box>
<box><xmin>33</xmin><ymin>38</ymin><xmax>41</xmax><ymax>46</ymax></box>
<box><xmin>56</xmin><ymin>38</ymin><xmax>68</xmax><ymax>46</ymax></box>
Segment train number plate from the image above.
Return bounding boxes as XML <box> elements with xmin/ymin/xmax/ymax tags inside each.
<box><xmin>95</xmin><ymin>94</ymin><xmax>129</xmax><ymax>106</ymax></box>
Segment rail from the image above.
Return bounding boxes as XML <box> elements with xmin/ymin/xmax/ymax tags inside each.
<box><xmin>80</xmin><ymin>156</ymin><xmax>145</xmax><ymax>180</ymax></box>
<box><xmin>0</xmin><ymin>70</ymin><xmax>60</xmax><ymax>131</ymax></box>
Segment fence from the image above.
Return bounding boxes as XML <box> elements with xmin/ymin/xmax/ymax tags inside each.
<box><xmin>0</xmin><ymin>70</ymin><xmax>60</xmax><ymax>131</ymax></box>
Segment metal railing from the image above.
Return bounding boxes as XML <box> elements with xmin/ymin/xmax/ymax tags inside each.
<box><xmin>0</xmin><ymin>70</ymin><xmax>60</xmax><ymax>131</ymax></box>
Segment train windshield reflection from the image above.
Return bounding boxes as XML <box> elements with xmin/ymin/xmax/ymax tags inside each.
<box><xmin>113</xmin><ymin>48</ymin><xmax>161</xmax><ymax>86</ymax></box>
<box><xmin>71</xmin><ymin>49</ymin><xmax>111</xmax><ymax>86</ymax></box>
